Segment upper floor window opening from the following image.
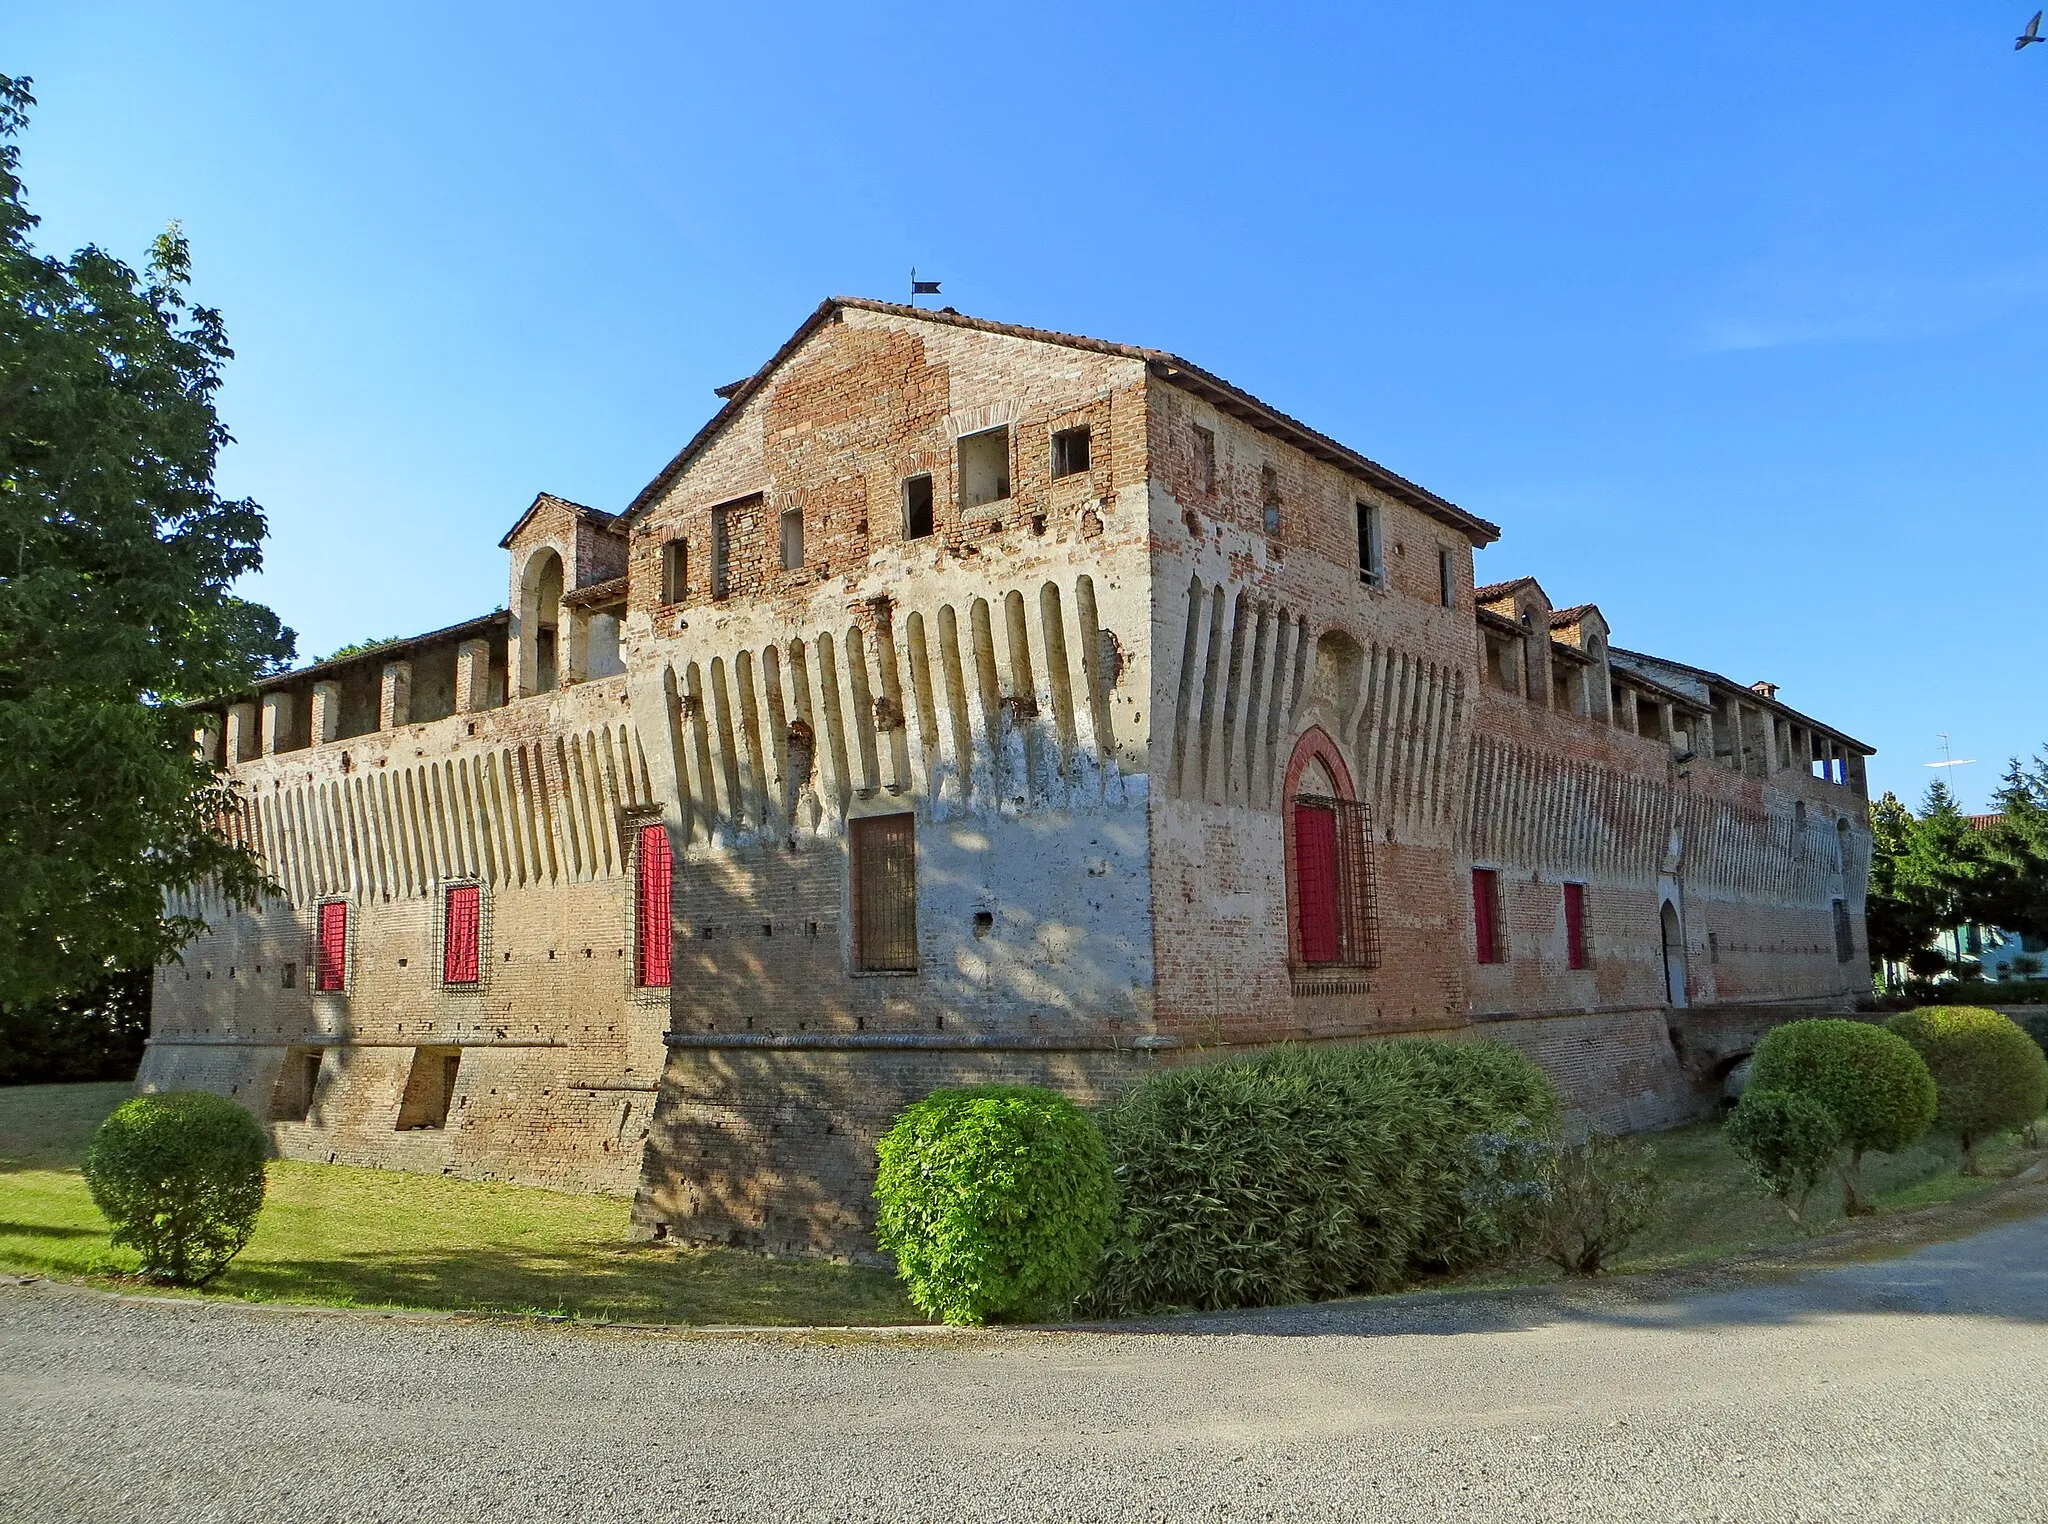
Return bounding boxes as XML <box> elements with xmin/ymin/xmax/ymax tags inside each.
<box><xmin>780</xmin><ymin>507</ymin><xmax>805</xmax><ymax>572</ymax></box>
<box><xmin>710</xmin><ymin>504</ymin><xmax>733</xmax><ymax>599</ymax></box>
<box><xmin>315</xmin><ymin>900</ymin><xmax>349</xmax><ymax>991</ymax></box>
<box><xmin>1051</xmin><ymin>425</ymin><xmax>1092</xmax><ymax>479</ymax></box>
<box><xmin>660</xmin><ymin>538</ymin><xmax>688</xmax><ymax>604</ymax></box>
<box><xmin>1193</xmin><ymin>424</ymin><xmax>1216</xmax><ymax>493</ymax></box>
<box><xmin>1261</xmin><ymin>464</ymin><xmax>1282</xmax><ymax>536</ymax></box>
<box><xmin>1563</xmin><ymin>881</ymin><xmax>1589</xmax><ymax>970</ymax></box>
<box><xmin>1357</xmin><ymin>502</ymin><xmax>1384</xmax><ymax>588</ymax></box>
<box><xmin>959</xmin><ymin>426</ymin><xmax>1011</xmax><ymax>510</ymax></box>
<box><xmin>1438</xmin><ymin>545</ymin><xmax>1455</xmax><ymax>607</ymax></box>
<box><xmin>903</xmin><ymin>474</ymin><xmax>935</xmax><ymax>540</ymax></box>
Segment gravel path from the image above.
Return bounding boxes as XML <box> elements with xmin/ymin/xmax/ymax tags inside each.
<box><xmin>5</xmin><ymin>1215</ymin><xmax>2047</xmax><ymax>1523</ymax></box>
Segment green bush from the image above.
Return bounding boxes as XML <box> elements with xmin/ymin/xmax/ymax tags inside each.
<box><xmin>872</xmin><ymin>1085</ymin><xmax>1114</xmax><ymax>1326</ymax></box>
<box><xmin>83</xmin><ymin>1090</ymin><xmax>268</xmax><ymax>1285</ymax></box>
<box><xmin>1747</xmin><ymin>1018</ymin><xmax>1936</xmax><ymax>1213</ymax></box>
<box><xmin>1534</xmin><ymin>1136</ymin><xmax>1664</xmax><ymax>1275</ymax></box>
<box><xmin>1083</xmin><ymin>1041</ymin><xmax>1561</xmax><ymax>1317</ymax></box>
<box><xmin>2013</xmin><ymin>1010</ymin><xmax>2048</xmax><ymax>1061</ymax></box>
<box><xmin>1884</xmin><ymin>1006</ymin><xmax>2048</xmax><ymax>1173</ymax></box>
<box><xmin>1724</xmin><ymin>1088</ymin><xmax>1840</xmax><ymax>1226</ymax></box>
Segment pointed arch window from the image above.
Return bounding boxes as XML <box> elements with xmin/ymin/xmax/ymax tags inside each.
<box><xmin>1283</xmin><ymin>734</ymin><xmax>1379</xmax><ymax>971</ymax></box>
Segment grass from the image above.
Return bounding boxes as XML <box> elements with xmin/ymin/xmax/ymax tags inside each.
<box><xmin>5</xmin><ymin>1083</ymin><xmax>2038</xmax><ymax>1325</ymax></box>
<box><xmin>0</xmin><ymin>1082</ymin><xmax>922</xmax><ymax>1326</ymax></box>
<box><xmin>1460</xmin><ymin>1110</ymin><xmax>2042</xmax><ymax>1286</ymax></box>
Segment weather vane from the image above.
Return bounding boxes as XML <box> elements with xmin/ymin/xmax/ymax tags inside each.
<box><xmin>910</xmin><ymin>268</ymin><xmax>941</xmax><ymax>302</ymax></box>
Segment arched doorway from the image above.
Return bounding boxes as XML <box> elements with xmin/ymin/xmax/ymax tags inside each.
<box><xmin>1660</xmin><ymin>899</ymin><xmax>1688</xmax><ymax>1008</ymax></box>
<box><xmin>1281</xmin><ymin>728</ymin><xmax>1378</xmax><ymax>971</ymax></box>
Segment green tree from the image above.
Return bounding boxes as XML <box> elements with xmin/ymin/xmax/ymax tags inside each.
<box><xmin>1977</xmin><ymin>750</ymin><xmax>2048</xmax><ymax>947</ymax></box>
<box><xmin>1865</xmin><ymin>791</ymin><xmax>1943</xmax><ymax>975</ymax></box>
<box><xmin>0</xmin><ymin>76</ymin><xmax>293</xmax><ymax>1011</ymax></box>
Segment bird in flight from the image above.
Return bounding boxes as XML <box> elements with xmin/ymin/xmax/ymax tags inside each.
<box><xmin>2020</xmin><ymin>11</ymin><xmax>2045</xmax><ymax>49</ymax></box>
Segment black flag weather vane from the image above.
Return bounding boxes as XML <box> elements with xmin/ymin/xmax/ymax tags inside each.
<box><xmin>910</xmin><ymin>268</ymin><xmax>941</xmax><ymax>300</ymax></box>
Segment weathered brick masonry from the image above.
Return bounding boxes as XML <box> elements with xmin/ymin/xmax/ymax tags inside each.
<box><xmin>149</xmin><ymin>298</ymin><xmax>1875</xmax><ymax>1258</ymax></box>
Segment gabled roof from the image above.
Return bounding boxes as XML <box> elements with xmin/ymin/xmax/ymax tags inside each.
<box><xmin>1549</xmin><ymin>603</ymin><xmax>1600</xmax><ymax>629</ymax></box>
<box><xmin>497</xmin><ymin>492</ymin><xmax>620</xmax><ymax>550</ymax></box>
<box><xmin>1474</xmin><ymin>576</ymin><xmax>1544</xmax><ymax>606</ymax></box>
<box><xmin>621</xmin><ymin>297</ymin><xmax>1502</xmax><ymax>546</ymax></box>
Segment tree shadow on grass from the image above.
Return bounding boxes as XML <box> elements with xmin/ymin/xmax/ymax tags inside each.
<box><xmin>0</xmin><ymin>1220</ymin><xmax>102</xmax><ymax>1241</ymax></box>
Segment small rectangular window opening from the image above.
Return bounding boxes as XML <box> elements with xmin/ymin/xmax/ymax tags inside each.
<box><xmin>1193</xmin><ymin>425</ymin><xmax>1216</xmax><ymax>493</ymax></box>
<box><xmin>904</xmin><ymin>474</ymin><xmax>935</xmax><ymax>539</ymax></box>
<box><xmin>780</xmin><ymin>507</ymin><xmax>805</xmax><ymax>572</ymax></box>
<box><xmin>851</xmin><ymin>813</ymin><xmax>918</xmax><ymax>972</ymax></box>
<box><xmin>660</xmin><ymin>538</ymin><xmax>688</xmax><ymax>604</ymax></box>
<box><xmin>1833</xmin><ymin>899</ymin><xmax>1854</xmax><ymax>963</ymax></box>
<box><xmin>1564</xmin><ymin>882</ymin><xmax>1589</xmax><ymax>970</ymax></box>
<box><xmin>1438</xmin><ymin>545</ymin><xmax>1455</xmax><ymax>607</ymax></box>
<box><xmin>636</xmin><ymin>823</ymin><xmax>673</xmax><ymax>988</ymax></box>
<box><xmin>1357</xmin><ymin>502</ymin><xmax>1384</xmax><ymax>587</ymax></box>
<box><xmin>1261</xmin><ymin>464</ymin><xmax>1282</xmax><ymax>536</ymax></box>
<box><xmin>444</xmin><ymin>884</ymin><xmax>481</xmax><ymax>985</ymax></box>
<box><xmin>315</xmin><ymin>901</ymin><xmax>347</xmax><ymax>991</ymax></box>
<box><xmin>397</xmin><ymin>1046</ymin><xmax>461</xmax><ymax>1131</ymax></box>
<box><xmin>958</xmin><ymin>427</ymin><xmax>1011</xmax><ymax>510</ymax></box>
<box><xmin>710</xmin><ymin>506</ymin><xmax>732</xmax><ymax>598</ymax></box>
<box><xmin>1052</xmin><ymin>425</ymin><xmax>1092</xmax><ymax>479</ymax></box>
<box><xmin>1473</xmin><ymin>868</ymin><xmax>1505</xmax><ymax>964</ymax></box>
<box><xmin>282</xmin><ymin>961</ymin><xmax>297</xmax><ymax>990</ymax></box>
<box><xmin>271</xmin><ymin>1047</ymin><xmax>323</xmax><ymax>1122</ymax></box>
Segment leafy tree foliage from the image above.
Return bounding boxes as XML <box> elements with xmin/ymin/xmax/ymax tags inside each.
<box><xmin>0</xmin><ymin>966</ymin><xmax>149</xmax><ymax>1084</ymax></box>
<box><xmin>1884</xmin><ymin>1006</ymin><xmax>2048</xmax><ymax>1174</ymax></box>
<box><xmin>1724</xmin><ymin>1087</ymin><xmax>1840</xmax><ymax>1227</ymax></box>
<box><xmin>1747</xmin><ymin>1018</ymin><xmax>1936</xmax><ymax>1214</ymax></box>
<box><xmin>84</xmin><ymin>1089</ymin><xmax>268</xmax><ymax>1285</ymax></box>
<box><xmin>321</xmin><ymin>636</ymin><xmax>404</xmax><ymax>664</ymax></box>
<box><xmin>0</xmin><ymin>76</ymin><xmax>293</xmax><ymax>1010</ymax></box>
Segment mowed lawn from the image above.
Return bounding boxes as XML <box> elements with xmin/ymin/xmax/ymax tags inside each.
<box><xmin>0</xmin><ymin>1082</ymin><xmax>922</xmax><ymax>1326</ymax></box>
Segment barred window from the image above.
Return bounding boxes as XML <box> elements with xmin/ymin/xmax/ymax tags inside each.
<box><xmin>851</xmin><ymin>813</ymin><xmax>918</xmax><ymax>972</ymax></box>
<box><xmin>636</xmin><ymin>823</ymin><xmax>673</xmax><ymax>988</ymax></box>
<box><xmin>444</xmin><ymin>884</ymin><xmax>481</xmax><ymax>985</ymax></box>
<box><xmin>1563</xmin><ymin>882</ymin><xmax>1589</xmax><ymax>970</ymax></box>
<box><xmin>1473</xmin><ymin>868</ymin><xmax>1505</xmax><ymax>964</ymax></box>
<box><xmin>315</xmin><ymin>901</ymin><xmax>348</xmax><ymax>991</ymax></box>
<box><xmin>1291</xmin><ymin>795</ymin><xmax>1379</xmax><ymax>968</ymax></box>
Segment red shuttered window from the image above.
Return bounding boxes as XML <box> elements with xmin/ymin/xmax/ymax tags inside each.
<box><xmin>851</xmin><ymin>814</ymin><xmax>919</xmax><ymax>972</ymax></box>
<box><xmin>1472</xmin><ymin>869</ymin><xmax>1503</xmax><ymax>965</ymax></box>
<box><xmin>444</xmin><ymin>885</ymin><xmax>481</xmax><ymax>985</ymax></box>
<box><xmin>636</xmin><ymin>823</ymin><xmax>673</xmax><ymax>988</ymax></box>
<box><xmin>1563</xmin><ymin>882</ymin><xmax>1589</xmax><ymax>970</ymax></box>
<box><xmin>315</xmin><ymin>901</ymin><xmax>348</xmax><ymax>991</ymax></box>
<box><xmin>1293</xmin><ymin>803</ymin><xmax>1342</xmax><ymax>965</ymax></box>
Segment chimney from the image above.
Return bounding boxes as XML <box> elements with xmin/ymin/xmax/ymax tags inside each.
<box><xmin>1749</xmin><ymin>680</ymin><xmax>1779</xmax><ymax>700</ymax></box>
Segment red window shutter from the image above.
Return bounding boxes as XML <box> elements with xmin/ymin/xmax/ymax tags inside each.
<box><xmin>1294</xmin><ymin>804</ymin><xmax>1341</xmax><ymax>965</ymax></box>
<box><xmin>1564</xmin><ymin>883</ymin><xmax>1588</xmax><ymax>970</ymax></box>
<box><xmin>637</xmin><ymin>823</ymin><xmax>673</xmax><ymax>988</ymax></box>
<box><xmin>1472</xmin><ymin>869</ymin><xmax>1499</xmax><ymax>965</ymax></box>
<box><xmin>316</xmin><ymin>901</ymin><xmax>348</xmax><ymax>991</ymax></box>
<box><xmin>444</xmin><ymin>885</ymin><xmax>481</xmax><ymax>985</ymax></box>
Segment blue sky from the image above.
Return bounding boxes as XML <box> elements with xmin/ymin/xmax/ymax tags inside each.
<box><xmin>15</xmin><ymin>2</ymin><xmax>2046</xmax><ymax>811</ymax></box>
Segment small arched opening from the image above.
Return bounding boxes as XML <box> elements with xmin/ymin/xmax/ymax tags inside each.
<box><xmin>1660</xmin><ymin>898</ymin><xmax>1688</xmax><ymax>1008</ymax></box>
<box><xmin>518</xmin><ymin>548</ymin><xmax>565</xmax><ymax>695</ymax></box>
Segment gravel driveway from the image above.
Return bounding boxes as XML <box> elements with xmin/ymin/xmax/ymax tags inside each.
<box><xmin>5</xmin><ymin>1214</ymin><xmax>2046</xmax><ymax>1523</ymax></box>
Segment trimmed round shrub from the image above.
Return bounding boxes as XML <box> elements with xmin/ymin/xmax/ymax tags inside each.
<box><xmin>1724</xmin><ymin>1087</ymin><xmax>1840</xmax><ymax>1225</ymax></box>
<box><xmin>1884</xmin><ymin>1006</ymin><xmax>2048</xmax><ymax>1171</ymax></box>
<box><xmin>872</xmin><ymin>1085</ymin><xmax>1114</xmax><ymax>1326</ymax></box>
<box><xmin>83</xmin><ymin>1091</ymin><xmax>268</xmax><ymax>1285</ymax></box>
<box><xmin>1747</xmin><ymin>1019</ymin><xmax>1935</xmax><ymax>1212</ymax></box>
<box><xmin>1083</xmin><ymin>1041</ymin><xmax>1561</xmax><ymax>1318</ymax></box>
<box><xmin>2010</xmin><ymin>1010</ymin><xmax>2048</xmax><ymax>1063</ymax></box>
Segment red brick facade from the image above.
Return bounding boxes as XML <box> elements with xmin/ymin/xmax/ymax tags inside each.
<box><xmin>150</xmin><ymin>299</ymin><xmax>1874</xmax><ymax>1260</ymax></box>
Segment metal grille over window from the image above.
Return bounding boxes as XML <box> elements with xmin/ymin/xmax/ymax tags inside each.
<box><xmin>1564</xmin><ymin>882</ymin><xmax>1589</xmax><ymax>970</ymax></box>
<box><xmin>1292</xmin><ymin>796</ymin><xmax>1379</xmax><ymax>968</ymax></box>
<box><xmin>636</xmin><ymin>823</ymin><xmax>673</xmax><ymax>988</ymax></box>
<box><xmin>1473</xmin><ymin>868</ymin><xmax>1504</xmax><ymax>964</ymax></box>
<box><xmin>444</xmin><ymin>884</ymin><xmax>481</xmax><ymax>985</ymax></box>
<box><xmin>852</xmin><ymin>813</ymin><xmax>918</xmax><ymax>972</ymax></box>
<box><xmin>315</xmin><ymin>901</ymin><xmax>347</xmax><ymax>991</ymax></box>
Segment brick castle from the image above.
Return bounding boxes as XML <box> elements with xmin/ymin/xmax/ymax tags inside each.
<box><xmin>145</xmin><ymin>300</ymin><xmax>1876</xmax><ymax>1258</ymax></box>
